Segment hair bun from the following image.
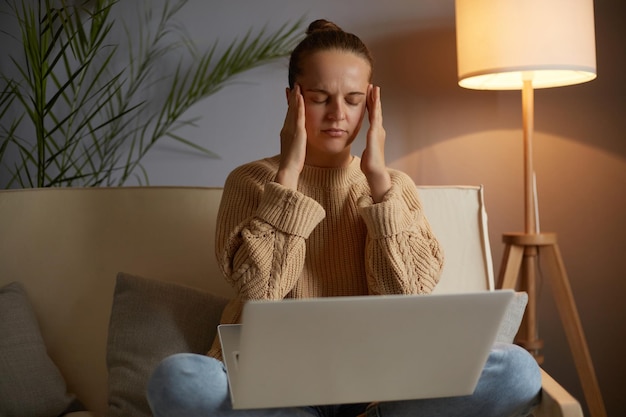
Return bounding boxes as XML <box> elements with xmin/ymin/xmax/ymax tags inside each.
<box><xmin>306</xmin><ymin>19</ymin><xmax>343</xmax><ymax>35</ymax></box>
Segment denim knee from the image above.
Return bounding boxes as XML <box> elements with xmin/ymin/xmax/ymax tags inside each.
<box><xmin>494</xmin><ymin>343</ymin><xmax>542</xmax><ymax>395</ymax></box>
<box><xmin>147</xmin><ymin>353</ymin><xmax>229</xmax><ymax>417</ymax></box>
<box><xmin>488</xmin><ymin>343</ymin><xmax>542</xmax><ymax>416</ymax></box>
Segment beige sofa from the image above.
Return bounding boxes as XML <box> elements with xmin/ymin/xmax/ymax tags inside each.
<box><xmin>0</xmin><ymin>186</ymin><xmax>582</xmax><ymax>417</ymax></box>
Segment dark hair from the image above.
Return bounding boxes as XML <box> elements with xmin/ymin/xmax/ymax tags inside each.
<box><xmin>288</xmin><ymin>19</ymin><xmax>374</xmax><ymax>88</ymax></box>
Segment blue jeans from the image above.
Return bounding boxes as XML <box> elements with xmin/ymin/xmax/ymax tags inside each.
<box><xmin>147</xmin><ymin>343</ymin><xmax>541</xmax><ymax>417</ymax></box>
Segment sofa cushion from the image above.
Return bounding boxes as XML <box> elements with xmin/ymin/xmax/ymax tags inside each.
<box><xmin>0</xmin><ymin>281</ymin><xmax>79</xmax><ymax>417</ymax></box>
<box><xmin>106</xmin><ymin>272</ymin><xmax>230</xmax><ymax>417</ymax></box>
<box><xmin>496</xmin><ymin>291</ymin><xmax>528</xmax><ymax>344</ymax></box>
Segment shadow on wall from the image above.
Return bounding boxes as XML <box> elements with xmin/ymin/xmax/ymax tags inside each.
<box><xmin>367</xmin><ymin>26</ymin><xmax>626</xmax><ymax>163</ymax></box>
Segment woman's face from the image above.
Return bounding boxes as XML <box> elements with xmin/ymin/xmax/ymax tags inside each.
<box><xmin>293</xmin><ymin>49</ymin><xmax>371</xmax><ymax>167</ymax></box>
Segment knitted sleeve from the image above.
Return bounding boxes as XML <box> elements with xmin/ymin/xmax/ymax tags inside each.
<box><xmin>357</xmin><ymin>171</ymin><xmax>444</xmax><ymax>295</ymax></box>
<box><xmin>216</xmin><ymin>167</ymin><xmax>325</xmax><ymax>300</ymax></box>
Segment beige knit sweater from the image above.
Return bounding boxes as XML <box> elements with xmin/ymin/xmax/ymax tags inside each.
<box><xmin>207</xmin><ymin>155</ymin><xmax>444</xmax><ymax>359</ymax></box>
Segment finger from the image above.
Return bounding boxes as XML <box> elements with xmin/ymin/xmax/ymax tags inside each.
<box><xmin>284</xmin><ymin>84</ymin><xmax>300</xmax><ymax>127</ymax></box>
<box><xmin>296</xmin><ymin>89</ymin><xmax>306</xmax><ymax>131</ymax></box>
<box><xmin>371</xmin><ymin>85</ymin><xmax>382</xmax><ymax>124</ymax></box>
<box><xmin>289</xmin><ymin>85</ymin><xmax>298</xmax><ymax>113</ymax></box>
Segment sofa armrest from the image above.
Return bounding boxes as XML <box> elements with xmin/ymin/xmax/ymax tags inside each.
<box><xmin>533</xmin><ymin>368</ymin><xmax>583</xmax><ymax>417</ymax></box>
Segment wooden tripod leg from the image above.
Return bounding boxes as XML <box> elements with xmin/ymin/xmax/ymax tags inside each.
<box><xmin>542</xmin><ymin>243</ymin><xmax>607</xmax><ymax>417</ymax></box>
<box><xmin>520</xmin><ymin>245</ymin><xmax>544</xmax><ymax>362</ymax></box>
<box><xmin>498</xmin><ymin>243</ymin><xmax>524</xmax><ymax>289</ymax></box>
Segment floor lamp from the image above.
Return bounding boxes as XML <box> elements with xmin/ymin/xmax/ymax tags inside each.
<box><xmin>454</xmin><ymin>1</ymin><xmax>606</xmax><ymax>417</ymax></box>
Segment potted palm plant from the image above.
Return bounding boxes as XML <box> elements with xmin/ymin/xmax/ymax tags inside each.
<box><xmin>0</xmin><ymin>0</ymin><xmax>302</xmax><ymax>187</ymax></box>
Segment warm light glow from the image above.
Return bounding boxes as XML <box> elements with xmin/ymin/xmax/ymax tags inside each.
<box><xmin>455</xmin><ymin>0</ymin><xmax>597</xmax><ymax>90</ymax></box>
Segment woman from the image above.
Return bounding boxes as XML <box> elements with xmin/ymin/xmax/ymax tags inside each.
<box><xmin>147</xmin><ymin>19</ymin><xmax>541</xmax><ymax>417</ymax></box>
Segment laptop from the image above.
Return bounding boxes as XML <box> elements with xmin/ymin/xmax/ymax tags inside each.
<box><xmin>218</xmin><ymin>289</ymin><xmax>514</xmax><ymax>409</ymax></box>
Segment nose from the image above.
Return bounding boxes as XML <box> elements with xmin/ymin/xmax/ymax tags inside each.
<box><xmin>327</xmin><ymin>99</ymin><xmax>346</xmax><ymax>121</ymax></box>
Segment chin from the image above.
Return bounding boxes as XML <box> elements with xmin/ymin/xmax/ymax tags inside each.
<box><xmin>322</xmin><ymin>142</ymin><xmax>352</xmax><ymax>155</ymax></box>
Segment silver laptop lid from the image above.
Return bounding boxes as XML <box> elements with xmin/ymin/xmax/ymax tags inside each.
<box><xmin>220</xmin><ymin>290</ymin><xmax>514</xmax><ymax>409</ymax></box>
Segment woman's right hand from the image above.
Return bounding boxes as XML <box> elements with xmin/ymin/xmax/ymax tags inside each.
<box><xmin>276</xmin><ymin>84</ymin><xmax>307</xmax><ymax>189</ymax></box>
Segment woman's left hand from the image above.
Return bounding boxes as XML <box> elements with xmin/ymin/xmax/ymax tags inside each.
<box><xmin>361</xmin><ymin>84</ymin><xmax>392</xmax><ymax>203</ymax></box>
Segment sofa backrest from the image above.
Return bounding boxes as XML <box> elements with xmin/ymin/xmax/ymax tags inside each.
<box><xmin>417</xmin><ymin>185</ymin><xmax>495</xmax><ymax>293</ymax></box>
<box><xmin>0</xmin><ymin>185</ymin><xmax>494</xmax><ymax>416</ymax></box>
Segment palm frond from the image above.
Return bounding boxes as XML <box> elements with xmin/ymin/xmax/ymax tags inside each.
<box><xmin>0</xmin><ymin>0</ymin><xmax>304</xmax><ymax>188</ymax></box>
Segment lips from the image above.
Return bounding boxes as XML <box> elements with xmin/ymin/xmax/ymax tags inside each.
<box><xmin>322</xmin><ymin>128</ymin><xmax>347</xmax><ymax>137</ymax></box>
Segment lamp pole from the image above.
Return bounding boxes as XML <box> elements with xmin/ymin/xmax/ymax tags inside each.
<box><xmin>498</xmin><ymin>77</ymin><xmax>607</xmax><ymax>416</ymax></box>
<box><xmin>522</xmin><ymin>78</ymin><xmax>536</xmax><ymax>235</ymax></box>
<box><xmin>507</xmin><ymin>77</ymin><xmax>543</xmax><ymax>362</ymax></box>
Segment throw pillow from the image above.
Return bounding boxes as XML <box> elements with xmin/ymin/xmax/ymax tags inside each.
<box><xmin>0</xmin><ymin>281</ymin><xmax>79</xmax><ymax>417</ymax></box>
<box><xmin>106</xmin><ymin>272</ymin><xmax>230</xmax><ymax>417</ymax></box>
<box><xmin>495</xmin><ymin>291</ymin><xmax>528</xmax><ymax>344</ymax></box>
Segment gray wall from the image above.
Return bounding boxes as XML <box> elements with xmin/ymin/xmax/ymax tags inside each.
<box><xmin>4</xmin><ymin>1</ymin><xmax>625</xmax><ymax>415</ymax></box>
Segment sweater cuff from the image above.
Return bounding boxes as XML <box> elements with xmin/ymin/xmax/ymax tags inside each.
<box><xmin>257</xmin><ymin>182</ymin><xmax>325</xmax><ymax>238</ymax></box>
<box><xmin>358</xmin><ymin>182</ymin><xmax>414</xmax><ymax>239</ymax></box>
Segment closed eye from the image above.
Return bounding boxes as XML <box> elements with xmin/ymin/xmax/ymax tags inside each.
<box><xmin>346</xmin><ymin>96</ymin><xmax>364</xmax><ymax>106</ymax></box>
<box><xmin>308</xmin><ymin>93</ymin><xmax>328</xmax><ymax>104</ymax></box>
<box><xmin>304</xmin><ymin>90</ymin><xmax>365</xmax><ymax>105</ymax></box>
